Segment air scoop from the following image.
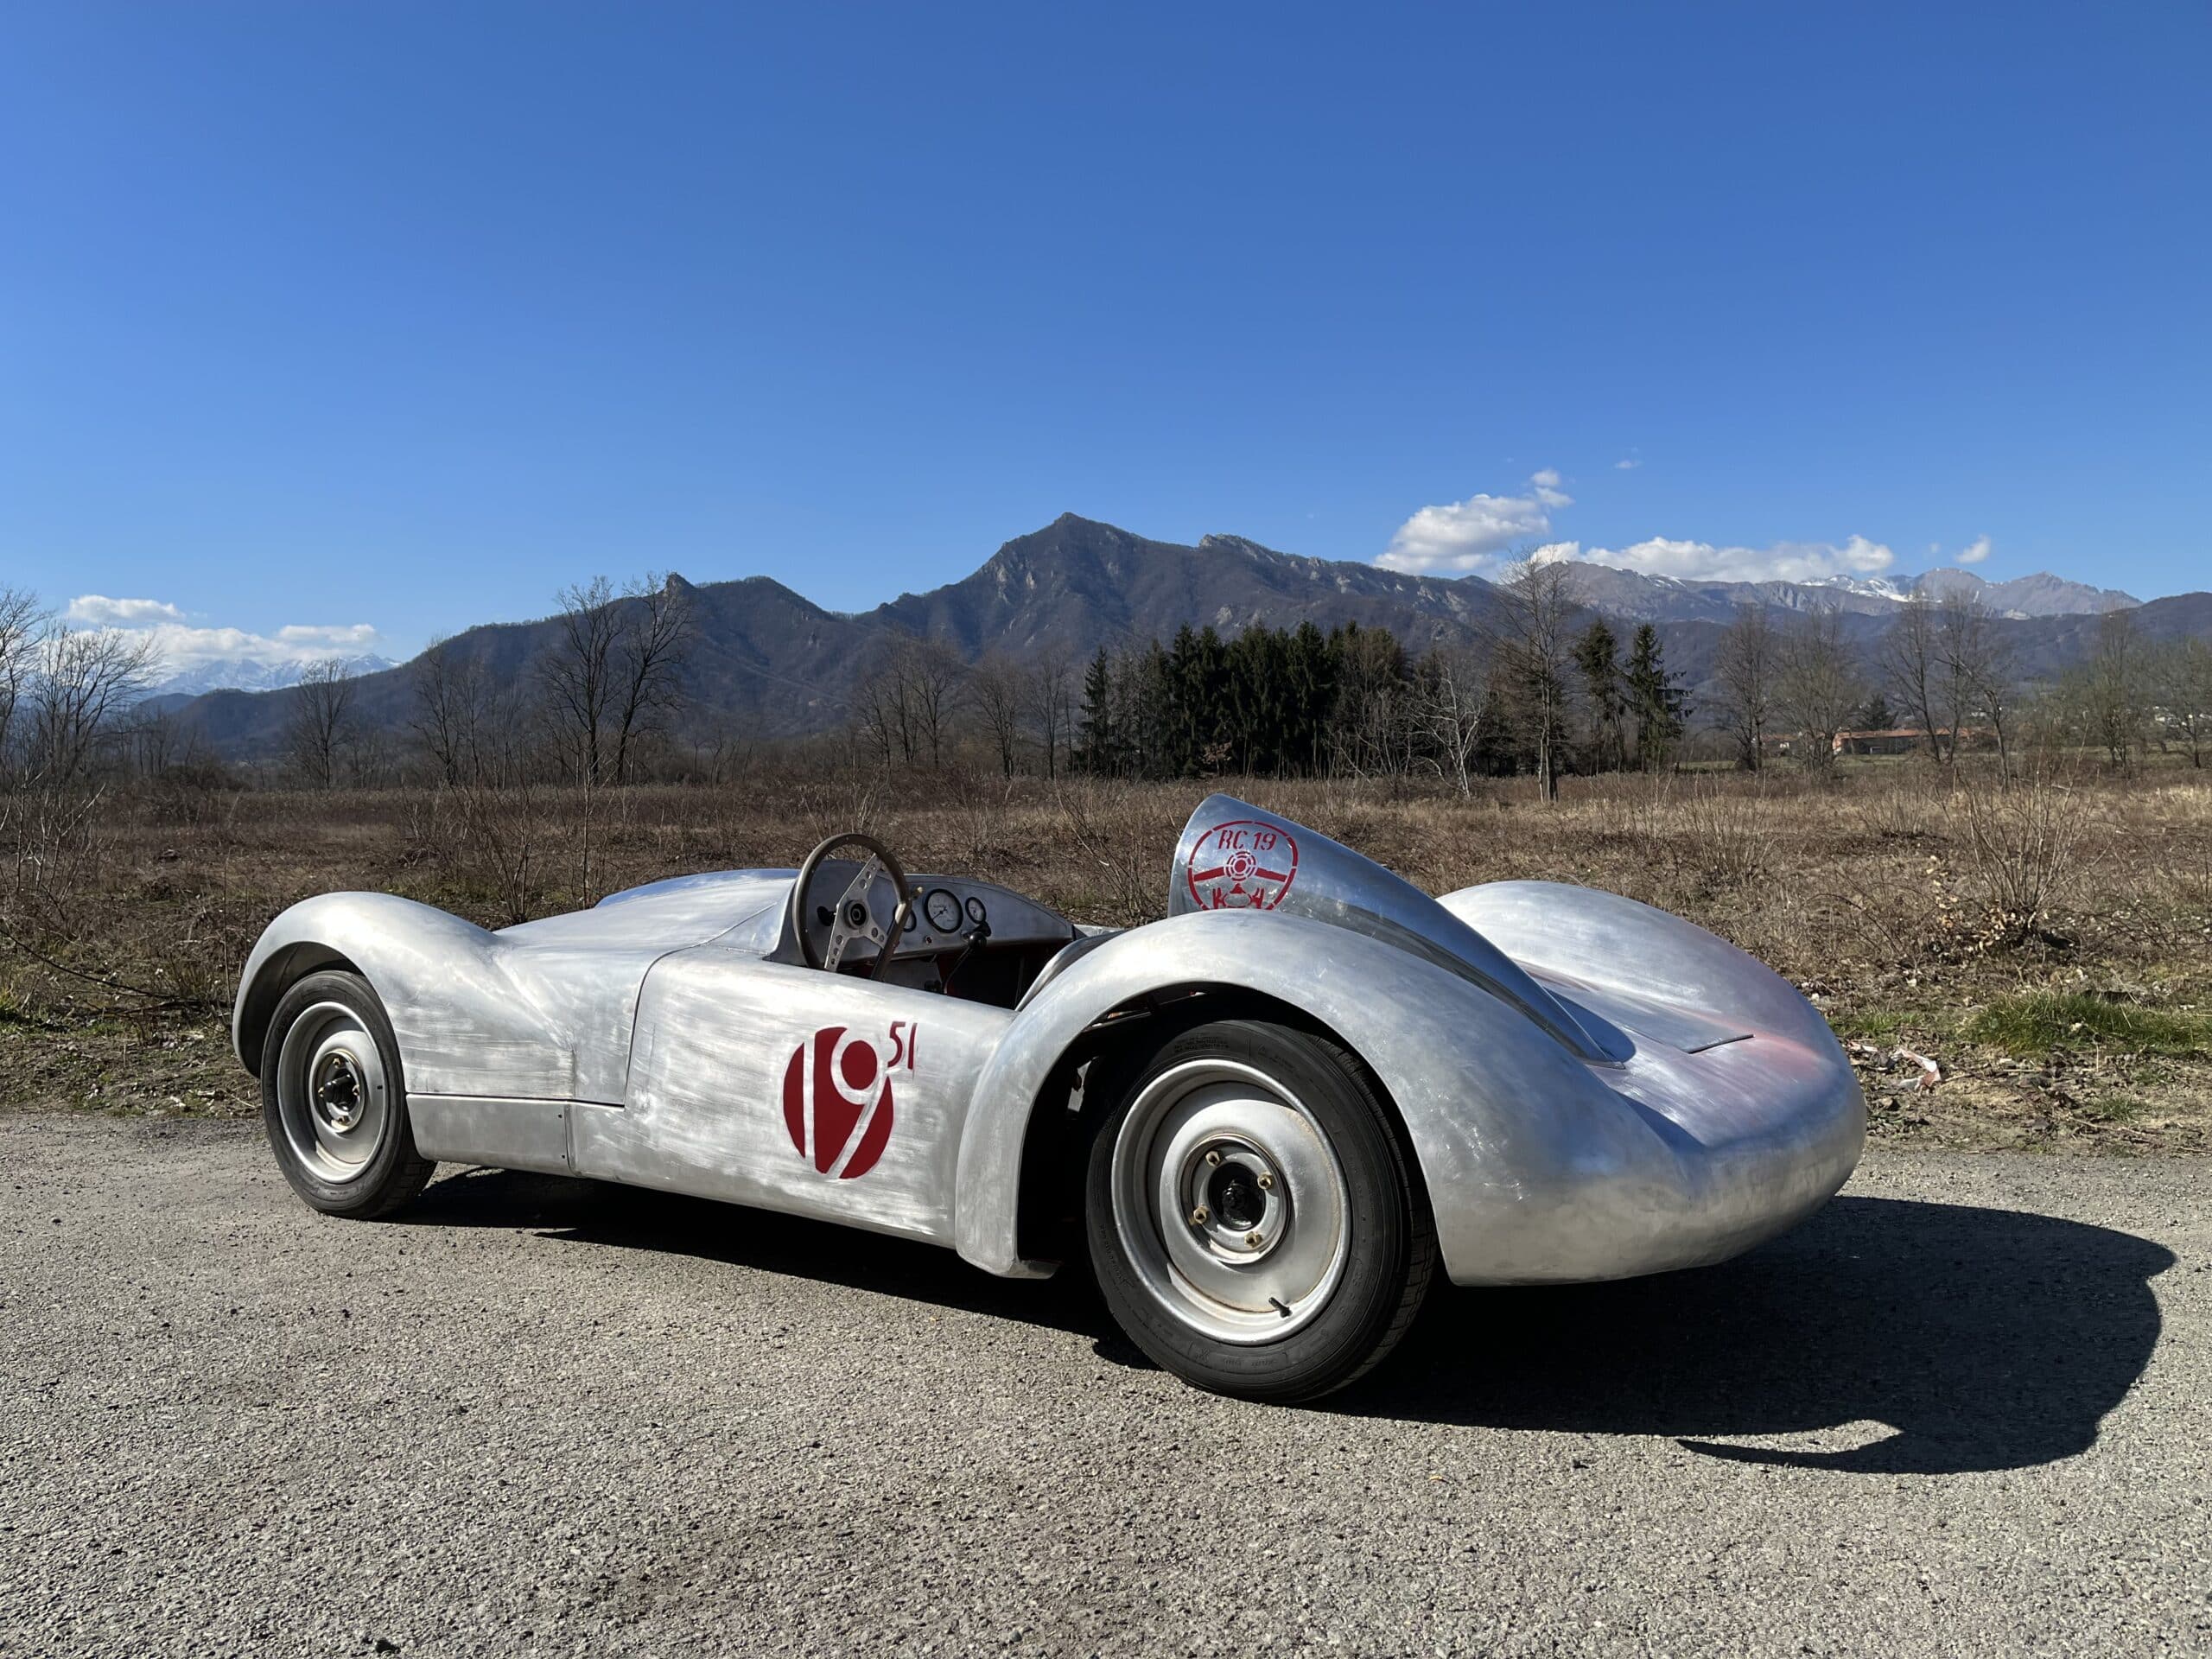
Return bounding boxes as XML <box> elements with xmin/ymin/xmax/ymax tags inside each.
<box><xmin>1167</xmin><ymin>795</ymin><xmax>1621</xmax><ymax>1063</ymax></box>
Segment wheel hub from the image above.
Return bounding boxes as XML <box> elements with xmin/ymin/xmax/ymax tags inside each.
<box><xmin>1185</xmin><ymin>1141</ymin><xmax>1287</xmax><ymax>1260</ymax></box>
<box><xmin>312</xmin><ymin>1052</ymin><xmax>364</xmax><ymax>1130</ymax></box>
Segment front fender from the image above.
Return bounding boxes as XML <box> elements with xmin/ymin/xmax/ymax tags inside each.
<box><xmin>232</xmin><ymin>894</ymin><xmax>573</xmax><ymax>1099</ymax></box>
<box><xmin>952</xmin><ymin>910</ymin><xmax>1665</xmax><ymax>1282</ymax></box>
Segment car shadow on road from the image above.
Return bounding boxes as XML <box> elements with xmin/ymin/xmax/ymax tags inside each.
<box><xmin>403</xmin><ymin>1171</ymin><xmax>2172</xmax><ymax>1477</ymax></box>
<box><xmin>1360</xmin><ymin>1195</ymin><xmax>2175</xmax><ymax>1476</ymax></box>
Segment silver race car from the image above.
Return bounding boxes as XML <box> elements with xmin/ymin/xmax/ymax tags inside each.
<box><xmin>233</xmin><ymin>793</ymin><xmax>1865</xmax><ymax>1401</ymax></box>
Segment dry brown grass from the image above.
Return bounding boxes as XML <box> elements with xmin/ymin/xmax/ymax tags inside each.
<box><xmin>3</xmin><ymin>760</ymin><xmax>2208</xmax><ymax>1154</ymax></box>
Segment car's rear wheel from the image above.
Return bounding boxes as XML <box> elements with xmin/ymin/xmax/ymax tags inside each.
<box><xmin>261</xmin><ymin>969</ymin><xmax>435</xmax><ymax>1219</ymax></box>
<box><xmin>1085</xmin><ymin>1017</ymin><xmax>1433</xmax><ymax>1402</ymax></box>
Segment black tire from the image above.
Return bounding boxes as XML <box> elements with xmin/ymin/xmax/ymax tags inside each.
<box><xmin>259</xmin><ymin>969</ymin><xmax>435</xmax><ymax>1219</ymax></box>
<box><xmin>1084</xmin><ymin>1017</ymin><xmax>1434</xmax><ymax>1403</ymax></box>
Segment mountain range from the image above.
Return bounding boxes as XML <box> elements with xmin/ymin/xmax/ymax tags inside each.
<box><xmin>1548</xmin><ymin>562</ymin><xmax>2139</xmax><ymax>625</ymax></box>
<box><xmin>146</xmin><ymin>652</ymin><xmax>399</xmax><ymax>701</ymax></box>
<box><xmin>166</xmin><ymin>514</ymin><xmax>2205</xmax><ymax>760</ymax></box>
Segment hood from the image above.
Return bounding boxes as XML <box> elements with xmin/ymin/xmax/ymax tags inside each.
<box><xmin>1168</xmin><ymin>795</ymin><xmax>1615</xmax><ymax>1063</ymax></box>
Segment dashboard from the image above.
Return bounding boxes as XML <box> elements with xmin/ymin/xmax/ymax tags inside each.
<box><xmin>789</xmin><ymin>864</ymin><xmax>1077</xmax><ymax>969</ymax></box>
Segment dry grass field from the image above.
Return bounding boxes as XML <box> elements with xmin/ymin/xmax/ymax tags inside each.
<box><xmin>3</xmin><ymin>762</ymin><xmax>2209</xmax><ymax>1154</ymax></box>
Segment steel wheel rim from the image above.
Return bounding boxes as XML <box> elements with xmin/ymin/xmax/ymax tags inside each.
<box><xmin>275</xmin><ymin>1001</ymin><xmax>391</xmax><ymax>1185</ymax></box>
<box><xmin>1109</xmin><ymin>1056</ymin><xmax>1351</xmax><ymax>1344</ymax></box>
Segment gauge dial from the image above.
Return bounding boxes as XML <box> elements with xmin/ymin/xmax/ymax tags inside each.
<box><xmin>964</xmin><ymin>895</ymin><xmax>988</xmax><ymax>926</ymax></box>
<box><xmin>923</xmin><ymin>887</ymin><xmax>964</xmax><ymax>934</ymax></box>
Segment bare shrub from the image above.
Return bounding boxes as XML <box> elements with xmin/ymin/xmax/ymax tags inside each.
<box><xmin>1961</xmin><ymin>770</ymin><xmax>2088</xmax><ymax>946</ymax></box>
<box><xmin>0</xmin><ymin>783</ymin><xmax>232</xmax><ymax>1011</ymax></box>
<box><xmin>1052</xmin><ymin>779</ymin><xmax>1179</xmax><ymax>927</ymax></box>
<box><xmin>451</xmin><ymin>782</ymin><xmax>547</xmax><ymax>926</ymax></box>
<box><xmin>1675</xmin><ymin>780</ymin><xmax>1770</xmax><ymax>894</ymax></box>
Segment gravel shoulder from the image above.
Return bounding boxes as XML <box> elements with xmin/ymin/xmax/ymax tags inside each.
<box><xmin>2</xmin><ymin>1116</ymin><xmax>2207</xmax><ymax>1657</ymax></box>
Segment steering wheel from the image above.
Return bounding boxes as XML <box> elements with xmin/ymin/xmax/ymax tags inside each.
<box><xmin>789</xmin><ymin>832</ymin><xmax>916</xmax><ymax>981</ymax></box>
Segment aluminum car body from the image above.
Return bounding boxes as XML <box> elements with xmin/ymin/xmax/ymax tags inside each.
<box><xmin>234</xmin><ymin>794</ymin><xmax>1864</xmax><ymax>1287</ymax></box>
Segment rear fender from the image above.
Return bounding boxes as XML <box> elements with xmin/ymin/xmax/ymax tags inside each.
<box><xmin>1441</xmin><ymin>881</ymin><xmax>1840</xmax><ymax>1054</ymax></box>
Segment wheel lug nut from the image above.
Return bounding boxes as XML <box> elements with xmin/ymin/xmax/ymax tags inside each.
<box><xmin>1245</xmin><ymin>1230</ymin><xmax>1263</xmax><ymax>1248</ymax></box>
<box><xmin>1257</xmin><ymin>1173</ymin><xmax>1274</xmax><ymax>1191</ymax></box>
<box><xmin>1203</xmin><ymin>1150</ymin><xmax>1222</xmax><ymax>1166</ymax></box>
<box><xmin>1190</xmin><ymin>1206</ymin><xmax>1209</xmax><ymax>1226</ymax></box>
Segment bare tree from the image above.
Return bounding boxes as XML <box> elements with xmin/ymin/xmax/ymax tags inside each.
<box><xmin>852</xmin><ymin>635</ymin><xmax>967</xmax><ymax>767</ymax></box>
<box><xmin>410</xmin><ymin>639</ymin><xmax>496</xmax><ymax>785</ymax></box>
<box><xmin>0</xmin><ymin>587</ymin><xmax>44</xmax><ymax>775</ymax></box>
<box><xmin>1774</xmin><ymin>606</ymin><xmax>1861</xmax><ymax>774</ymax></box>
<box><xmin>608</xmin><ymin>575</ymin><xmax>694</xmax><ymax>785</ymax></box>
<box><xmin>284</xmin><ymin>658</ymin><xmax>359</xmax><ymax>788</ymax></box>
<box><xmin>1937</xmin><ymin>590</ymin><xmax>2018</xmax><ymax>778</ymax></box>
<box><xmin>26</xmin><ymin>626</ymin><xmax>160</xmax><ymax>785</ymax></box>
<box><xmin>969</xmin><ymin>652</ymin><xmax>1026</xmax><ymax>778</ymax></box>
<box><xmin>2068</xmin><ymin>610</ymin><xmax>2152</xmax><ymax>772</ymax></box>
<box><xmin>898</xmin><ymin>637</ymin><xmax>966</xmax><ymax>767</ymax></box>
<box><xmin>1411</xmin><ymin>640</ymin><xmax>1494</xmax><ymax>797</ymax></box>
<box><xmin>1713</xmin><ymin>602</ymin><xmax>1776</xmax><ymax>772</ymax></box>
<box><xmin>1328</xmin><ymin>626</ymin><xmax>1415</xmax><ymax>781</ymax></box>
<box><xmin>1027</xmin><ymin>646</ymin><xmax>1075</xmax><ymax>781</ymax></box>
<box><xmin>1878</xmin><ymin>590</ymin><xmax>1950</xmax><ymax>762</ymax></box>
<box><xmin>535</xmin><ymin>573</ymin><xmax>693</xmax><ymax>787</ymax></box>
<box><xmin>124</xmin><ymin>706</ymin><xmax>209</xmax><ymax>781</ymax></box>
<box><xmin>1499</xmin><ymin>560</ymin><xmax>1580</xmax><ymax>799</ymax></box>
<box><xmin>537</xmin><ymin>575</ymin><xmax>622</xmax><ymax>786</ymax></box>
<box><xmin>2152</xmin><ymin>638</ymin><xmax>2212</xmax><ymax>769</ymax></box>
<box><xmin>853</xmin><ymin>646</ymin><xmax>917</xmax><ymax>766</ymax></box>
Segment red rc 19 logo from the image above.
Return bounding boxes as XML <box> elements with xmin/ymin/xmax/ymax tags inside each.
<box><xmin>781</xmin><ymin>1021</ymin><xmax>915</xmax><ymax>1179</ymax></box>
<box><xmin>1186</xmin><ymin>820</ymin><xmax>1299</xmax><ymax>911</ymax></box>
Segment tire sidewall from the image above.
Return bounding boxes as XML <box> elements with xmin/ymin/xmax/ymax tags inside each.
<box><xmin>1084</xmin><ymin>1017</ymin><xmax>1424</xmax><ymax>1402</ymax></box>
<box><xmin>260</xmin><ymin>969</ymin><xmax>425</xmax><ymax>1217</ymax></box>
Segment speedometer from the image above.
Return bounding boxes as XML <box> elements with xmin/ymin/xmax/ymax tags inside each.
<box><xmin>923</xmin><ymin>888</ymin><xmax>964</xmax><ymax>934</ymax></box>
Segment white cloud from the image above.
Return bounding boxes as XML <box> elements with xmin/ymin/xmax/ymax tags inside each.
<box><xmin>63</xmin><ymin>595</ymin><xmax>385</xmax><ymax>674</ymax></box>
<box><xmin>1554</xmin><ymin>534</ymin><xmax>1898</xmax><ymax>585</ymax></box>
<box><xmin>67</xmin><ymin>594</ymin><xmax>185</xmax><ymax>626</ymax></box>
<box><xmin>1955</xmin><ymin>535</ymin><xmax>1993</xmax><ymax>565</ymax></box>
<box><xmin>276</xmin><ymin>623</ymin><xmax>382</xmax><ymax>648</ymax></box>
<box><xmin>1614</xmin><ymin>458</ymin><xmax>1641</xmax><ymax>470</ymax></box>
<box><xmin>1381</xmin><ymin>470</ymin><xmax>1914</xmax><ymax>584</ymax></box>
<box><xmin>1378</xmin><ymin>471</ymin><xmax>1571</xmax><ymax>575</ymax></box>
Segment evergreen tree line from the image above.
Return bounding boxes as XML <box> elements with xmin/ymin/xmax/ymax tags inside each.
<box><xmin>1071</xmin><ymin>607</ymin><xmax>1689</xmax><ymax>789</ymax></box>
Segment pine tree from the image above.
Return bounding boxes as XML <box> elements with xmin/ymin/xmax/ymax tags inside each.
<box><xmin>1624</xmin><ymin>622</ymin><xmax>1688</xmax><ymax>772</ymax></box>
<box><xmin>1224</xmin><ymin>625</ymin><xmax>1289</xmax><ymax>773</ymax></box>
<box><xmin>1135</xmin><ymin>641</ymin><xmax>1175</xmax><ymax>779</ymax></box>
<box><xmin>1284</xmin><ymin>620</ymin><xmax>1334</xmax><ymax>775</ymax></box>
<box><xmin>1573</xmin><ymin>619</ymin><xmax>1626</xmax><ymax>773</ymax></box>
<box><xmin>1076</xmin><ymin>646</ymin><xmax>1116</xmax><ymax>774</ymax></box>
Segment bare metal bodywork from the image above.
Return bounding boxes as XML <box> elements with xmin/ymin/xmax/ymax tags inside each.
<box><xmin>234</xmin><ymin>795</ymin><xmax>1865</xmax><ymax>1287</ymax></box>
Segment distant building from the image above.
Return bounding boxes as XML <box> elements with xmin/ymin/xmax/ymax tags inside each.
<box><xmin>1834</xmin><ymin>728</ymin><xmax>1924</xmax><ymax>756</ymax></box>
<box><xmin>1758</xmin><ymin>728</ymin><xmax>1982</xmax><ymax>758</ymax></box>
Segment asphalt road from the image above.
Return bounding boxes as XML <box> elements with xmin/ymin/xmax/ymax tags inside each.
<box><xmin>2</xmin><ymin>1117</ymin><xmax>2206</xmax><ymax>1658</ymax></box>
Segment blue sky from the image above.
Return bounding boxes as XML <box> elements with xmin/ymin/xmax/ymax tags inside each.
<box><xmin>2</xmin><ymin>3</ymin><xmax>2206</xmax><ymax>673</ymax></box>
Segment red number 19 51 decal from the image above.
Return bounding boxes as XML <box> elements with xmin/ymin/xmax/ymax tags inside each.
<box><xmin>780</xmin><ymin>1020</ymin><xmax>918</xmax><ymax>1179</ymax></box>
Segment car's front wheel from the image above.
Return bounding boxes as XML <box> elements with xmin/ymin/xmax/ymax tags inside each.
<box><xmin>1085</xmin><ymin>1017</ymin><xmax>1433</xmax><ymax>1402</ymax></box>
<box><xmin>260</xmin><ymin>969</ymin><xmax>435</xmax><ymax>1218</ymax></box>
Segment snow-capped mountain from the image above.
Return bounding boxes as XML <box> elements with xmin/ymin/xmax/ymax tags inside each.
<box><xmin>144</xmin><ymin>652</ymin><xmax>398</xmax><ymax>700</ymax></box>
<box><xmin>1804</xmin><ymin>573</ymin><xmax>1917</xmax><ymax>603</ymax></box>
<box><xmin>1549</xmin><ymin>563</ymin><xmax>2140</xmax><ymax>623</ymax></box>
